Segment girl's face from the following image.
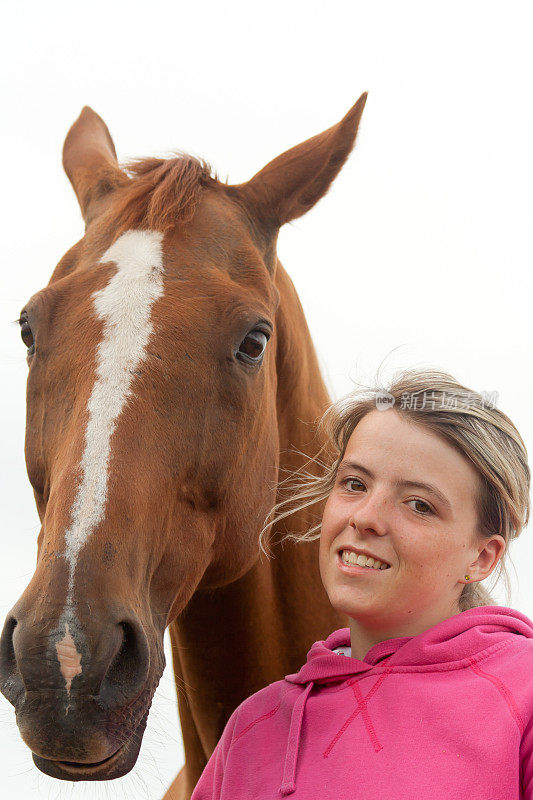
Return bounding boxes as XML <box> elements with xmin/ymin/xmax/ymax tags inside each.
<box><xmin>319</xmin><ymin>409</ymin><xmax>505</xmax><ymax>637</ymax></box>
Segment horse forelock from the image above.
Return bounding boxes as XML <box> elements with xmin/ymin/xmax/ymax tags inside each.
<box><xmin>101</xmin><ymin>154</ymin><xmax>217</xmax><ymax>234</ymax></box>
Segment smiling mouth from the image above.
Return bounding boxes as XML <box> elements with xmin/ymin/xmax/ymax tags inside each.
<box><xmin>338</xmin><ymin>550</ymin><xmax>391</xmax><ymax>571</ymax></box>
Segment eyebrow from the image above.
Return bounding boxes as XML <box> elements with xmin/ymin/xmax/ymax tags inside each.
<box><xmin>337</xmin><ymin>459</ymin><xmax>452</xmax><ymax>510</ymax></box>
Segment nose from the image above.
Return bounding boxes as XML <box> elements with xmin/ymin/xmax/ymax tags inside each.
<box><xmin>0</xmin><ymin>603</ymin><xmax>150</xmax><ymax>713</ymax></box>
<box><xmin>348</xmin><ymin>489</ymin><xmax>389</xmax><ymax>536</ymax></box>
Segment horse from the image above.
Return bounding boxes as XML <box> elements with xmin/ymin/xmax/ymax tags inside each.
<box><xmin>0</xmin><ymin>93</ymin><xmax>367</xmax><ymax>799</ymax></box>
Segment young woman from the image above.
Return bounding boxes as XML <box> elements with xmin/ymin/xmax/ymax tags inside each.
<box><xmin>191</xmin><ymin>369</ymin><xmax>532</xmax><ymax>799</ymax></box>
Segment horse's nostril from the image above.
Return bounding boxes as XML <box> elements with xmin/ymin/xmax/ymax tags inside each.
<box><xmin>0</xmin><ymin>615</ymin><xmax>24</xmax><ymax>705</ymax></box>
<box><xmin>99</xmin><ymin>619</ymin><xmax>150</xmax><ymax>710</ymax></box>
<box><xmin>0</xmin><ymin>616</ymin><xmax>17</xmax><ymax>672</ymax></box>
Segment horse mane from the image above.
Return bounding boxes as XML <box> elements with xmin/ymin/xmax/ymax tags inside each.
<box><xmin>105</xmin><ymin>153</ymin><xmax>218</xmax><ymax>232</ymax></box>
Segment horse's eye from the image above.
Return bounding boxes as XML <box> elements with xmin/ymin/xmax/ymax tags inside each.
<box><xmin>237</xmin><ymin>330</ymin><xmax>269</xmax><ymax>364</ymax></box>
<box><xmin>19</xmin><ymin>315</ymin><xmax>35</xmax><ymax>354</ymax></box>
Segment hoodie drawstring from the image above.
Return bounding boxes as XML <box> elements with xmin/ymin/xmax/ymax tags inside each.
<box><xmin>279</xmin><ymin>681</ymin><xmax>314</xmax><ymax>796</ymax></box>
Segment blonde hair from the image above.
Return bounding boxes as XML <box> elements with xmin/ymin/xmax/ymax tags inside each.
<box><xmin>261</xmin><ymin>369</ymin><xmax>530</xmax><ymax>611</ymax></box>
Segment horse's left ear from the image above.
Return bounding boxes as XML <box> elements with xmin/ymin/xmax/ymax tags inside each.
<box><xmin>230</xmin><ymin>92</ymin><xmax>367</xmax><ymax>231</ymax></box>
<box><xmin>63</xmin><ymin>107</ymin><xmax>126</xmax><ymax>223</ymax></box>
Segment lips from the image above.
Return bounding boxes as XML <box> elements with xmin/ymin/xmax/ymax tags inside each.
<box><xmin>50</xmin><ymin>745</ymin><xmax>123</xmax><ymax>775</ymax></box>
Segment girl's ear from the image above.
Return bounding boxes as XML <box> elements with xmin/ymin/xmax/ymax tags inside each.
<box><xmin>62</xmin><ymin>106</ymin><xmax>127</xmax><ymax>224</ymax></box>
<box><xmin>229</xmin><ymin>92</ymin><xmax>367</xmax><ymax>232</ymax></box>
<box><xmin>466</xmin><ymin>535</ymin><xmax>506</xmax><ymax>582</ymax></box>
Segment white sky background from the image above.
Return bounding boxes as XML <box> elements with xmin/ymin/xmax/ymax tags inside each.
<box><xmin>1</xmin><ymin>0</ymin><xmax>532</xmax><ymax>797</ymax></box>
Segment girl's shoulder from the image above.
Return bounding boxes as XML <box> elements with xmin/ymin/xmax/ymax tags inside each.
<box><xmin>477</xmin><ymin>633</ymin><xmax>533</xmax><ymax>715</ymax></box>
<box><xmin>229</xmin><ymin>676</ymin><xmax>297</xmax><ymax>739</ymax></box>
<box><xmin>479</xmin><ymin>626</ymin><xmax>533</xmax><ymax>669</ymax></box>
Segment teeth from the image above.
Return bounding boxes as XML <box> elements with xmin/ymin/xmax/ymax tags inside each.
<box><xmin>341</xmin><ymin>550</ymin><xmax>390</xmax><ymax>570</ymax></box>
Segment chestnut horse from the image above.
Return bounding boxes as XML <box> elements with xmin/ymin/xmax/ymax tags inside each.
<box><xmin>0</xmin><ymin>94</ymin><xmax>366</xmax><ymax>799</ymax></box>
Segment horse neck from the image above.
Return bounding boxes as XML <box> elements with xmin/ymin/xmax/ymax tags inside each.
<box><xmin>171</xmin><ymin>259</ymin><xmax>342</xmax><ymax>753</ymax></box>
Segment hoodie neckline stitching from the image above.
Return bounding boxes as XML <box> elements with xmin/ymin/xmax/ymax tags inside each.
<box><xmin>323</xmin><ymin>658</ymin><xmax>394</xmax><ymax>758</ymax></box>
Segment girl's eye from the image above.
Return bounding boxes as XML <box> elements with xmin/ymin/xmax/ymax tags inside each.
<box><xmin>342</xmin><ymin>478</ymin><xmax>365</xmax><ymax>492</ymax></box>
<box><xmin>340</xmin><ymin>479</ymin><xmax>434</xmax><ymax>516</ymax></box>
<box><xmin>408</xmin><ymin>498</ymin><xmax>433</xmax><ymax>515</ymax></box>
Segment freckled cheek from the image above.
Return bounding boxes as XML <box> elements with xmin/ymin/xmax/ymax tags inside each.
<box><xmin>394</xmin><ymin>537</ymin><xmax>441</xmax><ymax>576</ymax></box>
<box><xmin>318</xmin><ymin>532</ymin><xmax>334</xmax><ymax>571</ymax></box>
<box><xmin>319</xmin><ymin>503</ymin><xmax>345</xmax><ymax>545</ymax></box>
<box><xmin>318</xmin><ymin>514</ymin><xmax>343</xmax><ymax>577</ymax></box>
<box><xmin>322</xmin><ymin>495</ymin><xmax>351</xmax><ymax>533</ymax></box>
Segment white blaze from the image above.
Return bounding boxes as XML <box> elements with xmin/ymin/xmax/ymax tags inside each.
<box><xmin>55</xmin><ymin>623</ymin><xmax>82</xmax><ymax>695</ymax></box>
<box><xmin>63</xmin><ymin>229</ymin><xmax>164</xmax><ymax>594</ymax></box>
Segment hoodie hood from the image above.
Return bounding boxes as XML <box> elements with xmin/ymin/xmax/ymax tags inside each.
<box><xmin>285</xmin><ymin>605</ymin><xmax>533</xmax><ymax>686</ymax></box>
<box><xmin>277</xmin><ymin>606</ymin><xmax>533</xmax><ymax>795</ymax></box>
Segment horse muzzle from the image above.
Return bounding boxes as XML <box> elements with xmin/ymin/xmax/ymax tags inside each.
<box><xmin>0</xmin><ymin>598</ymin><xmax>164</xmax><ymax>780</ymax></box>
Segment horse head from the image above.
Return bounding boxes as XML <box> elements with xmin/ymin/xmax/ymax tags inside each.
<box><xmin>0</xmin><ymin>94</ymin><xmax>366</xmax><ymax>781</ymax></box>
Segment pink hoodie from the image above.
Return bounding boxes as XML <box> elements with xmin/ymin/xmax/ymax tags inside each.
<box><xmin>191</xmin><ymin>606</ymin><xmax>533</xmax><ymax>799</ymax></box>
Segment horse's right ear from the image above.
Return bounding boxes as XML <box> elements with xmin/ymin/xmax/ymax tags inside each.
<box><xmin>63</xmin><ymin>107</ymin><xmax>126</xmax><ymax>223</ymax></box>
<box><xmin>229</xmin><ymin>92</ymin><xmax>367</xmax><ymax>233</ymax></box>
